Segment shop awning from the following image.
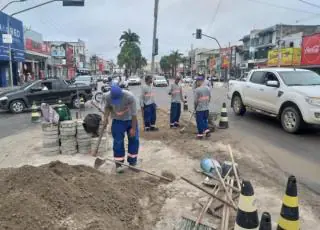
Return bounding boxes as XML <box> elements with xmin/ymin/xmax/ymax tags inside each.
<box><xmin>25</xmin><ymin>50</ymin><xmax>50</xmax><ymax>59</ymax></box>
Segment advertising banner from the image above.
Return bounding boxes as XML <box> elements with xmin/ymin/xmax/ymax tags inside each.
<box><xmin>301</xmin><ymin>33</ymin><xmax>320</xmax><ymax>66</ymax></box>
<box><xmin>66</xmin><ymin>44</ymin><xmax>74</xmax><ymax>66</ymax></box>
<box><xmin>0</xmin><ymin>12</ymin><xmax>24</xmax><ymax>61</ymax></box>
<box><xmin>51</xmin><ymin>44</ymin><xmax>66</xmax><ymax>57</ymax></box>
<box><xmin>267</xmin><ymin>48</ymin><xmax>301</xmax><ymax>66</ymax></box>
<box><xmin>25</xmin><ymin>38</ymin><xmax>50</xmax><ymax>55</ymax></box>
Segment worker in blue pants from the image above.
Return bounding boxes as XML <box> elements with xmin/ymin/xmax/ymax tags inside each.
<box><xmin>194</xmin><ymin>75</ymin><xmax>211</xmax><ymax>139</ymax></box>
<box><xmin>169</xmin><ymin>76</ymin><xmax>183</xmax><ymax>128</ymax></box>
<box><xmin>140</xmin><ymin>75</ymin><xmax>159</xmax><ymax>131</ymax></box>
<box><xmin>101</xmin><ymin>84</ymin><xmax>139</xmax><ymax>173</ymax></box>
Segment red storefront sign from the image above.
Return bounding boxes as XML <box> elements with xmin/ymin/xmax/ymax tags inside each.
<box><xmin>25</xmin><ymin>38</ymin><xmax>50</xmax><ymax>54</ymax></box>
<box><xmin>66</xmin><ymin>45</ymin><xmax>74</xmax><ymax>66</ymax></box>
<box><xmin>301</xmin><ymin>33</ymin><xmax>320</xmax><ymax>66</ymax></box>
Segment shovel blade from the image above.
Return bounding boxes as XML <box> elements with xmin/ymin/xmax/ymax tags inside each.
<box><xmin>94</xmin><ymin>158</ymin><xmax>106</xmax><ymax>169</ymax></box>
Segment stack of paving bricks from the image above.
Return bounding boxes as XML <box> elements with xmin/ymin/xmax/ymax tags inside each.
<box><xmin>60</xmin><ymin>120</ymin><xmax>77</xmax><ymax>155</ymax></box>
<box><xmin>41</xmin><ymin>122</ymin><xmax>60</xmax><ymax>156</ymax></box>
<box><xmin>76</xmin><ymin>119</ymin><xmax>91</xmax><ymax>154</ymax></box>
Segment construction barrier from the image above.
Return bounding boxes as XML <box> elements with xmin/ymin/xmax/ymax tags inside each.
<box><xmin>218</xmin><ymin>102</ymin><xmax>229</xmax><ymax>129</ymax></box>
<box><xmin>234</xmin><ymin>180</ymin><xmax>259</xmax><ymax>230</ymax></box>
<box><xmin>259</xmin><ymin>212</ymin><xmax>272</xmax><ymax>230</ymax></box>
<box><xmin>277</xmin><ymin>175</ymin><xmax>300</xmax><ymax>230</ymax></box>
<box><xmin>31</xmin><ymin>101</ymin><xmax>41</xmax><ymax>123</ymax></box>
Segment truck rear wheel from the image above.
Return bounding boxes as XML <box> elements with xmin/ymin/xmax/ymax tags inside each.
<box><xmin>232</xmin><ymin>95</ymin><xmax>246</xmax><ymax>116</ymax></box>
<box><xmin>281</xmin><ymin>106</ymin><xmax>302</xmax><ymax>134</ymax></box>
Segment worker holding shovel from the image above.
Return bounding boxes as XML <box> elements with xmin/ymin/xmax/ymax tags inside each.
<box><xmin>101</xmin><ymin>84</ymin><xmax>139</xmax><ymax>173</ymax></box>
<box><xmin>168</xmin><ymin>76</ymin><xmax>183</xmax><ymax>128</ymax></box>
<box><xmin>194</xmin><ymin>75</ymin><xmax>211</xmax><ymax>139</ymax></box>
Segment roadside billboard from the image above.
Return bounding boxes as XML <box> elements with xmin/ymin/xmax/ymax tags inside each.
<box><xmin>267</xmin><ymin>48</ymin><xmax>301</xmax><ymax>66</ymax></box>
<box><xmin>301</xmin><ymin>33</ymin><xmax>320</xmax><ymax>66</ymax></box>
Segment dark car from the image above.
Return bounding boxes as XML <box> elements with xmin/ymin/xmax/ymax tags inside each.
<box><xmin>74</xmin><ymin>75</ymin><xmax>97</xmax><ymax>91</ymax></box>
<box><xmin>0</xmin><ymin>79</ymin><xmax>93</xmax><ymax>113</ymax></box>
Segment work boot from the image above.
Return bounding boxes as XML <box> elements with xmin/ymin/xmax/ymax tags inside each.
<box><xmin>205</xmin><ymin>130</ymin><xmax>211</xmax><ymax>137</ymax></box>
<box><xmin>128</xmin><ymin>163</ymin><xmax>140</xmax><ymax>173</ymax></box>
<box><xmin>174</xmin><ymin>123</ymin><xmax>180</xmax><ymax>128</ymax></box>
<box><xmin>115</xmin><ymin>163</ymin><xmax>125</xmax><ymax>174</ymax></box>
<box><xmin>144</xmin><ymin>127</ymin><xmax>151</xmax><ymax>132</ymax></box>
<box><xmin>196</xmin><ymin>134</ymin><xmax>203</xmax><ymax>140</ymax></box>
<box><xmin>170</xmin><ymin>124</ymin><xmax>176</xmax><ymax>129</ymax></box>
<box><xmin>150</xmin><ymin>126</ymin><xmax>159</xmax><ymax>131</ymax></box>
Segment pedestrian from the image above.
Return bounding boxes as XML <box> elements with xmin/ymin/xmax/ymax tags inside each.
<box><xmin>194</xmin><ymin>75</ymin><xmax>211</xmax><ymax>139</ymax></box>
<box><xmin>168</xmin><ymin>76</ymin><xmax>183</xmax><ymax>128</ymax></box>
<box><xmin>140</xmin><ymin>75</ymin><xmax>159</xmax><ymax>131</ymax></box>
<box><xmin>101</xmin><ymin>84</ymin><xmax>139</xmax><ymax>173</ymax></box>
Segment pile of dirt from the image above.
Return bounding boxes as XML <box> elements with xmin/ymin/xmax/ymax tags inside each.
<box><xmin>0</xmin><ymin>161</ymin><xmax>163</xmax><ymax>230</ymax></box>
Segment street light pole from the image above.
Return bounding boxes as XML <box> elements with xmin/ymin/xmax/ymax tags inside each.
<box><xmin>0</xmin><ymin>0</ymin><xmax>27</xmax><ymax>11</ymax></box>
<box><xmin>151</xmin><ymin>0</ymin><xmax>159</xmax><ymax>76</ymax></box>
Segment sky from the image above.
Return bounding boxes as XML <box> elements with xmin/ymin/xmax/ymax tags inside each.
<box><xmin>2</xmin><ymin>0</ymin><xmax>320</xmax><ymax>62</ymax></box>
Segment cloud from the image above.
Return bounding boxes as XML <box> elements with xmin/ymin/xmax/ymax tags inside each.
<box><xmin>3</xmin><ymin>0</ymin><xmax>320</xmax><ymax>62</ymax></box>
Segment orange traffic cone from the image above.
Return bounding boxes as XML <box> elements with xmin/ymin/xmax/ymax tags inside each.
<box><xmin>277</xmin><ymin>175</ymin><xmax>300</xmax><ymax>230</ymax></box>
<box><xmin>259</xmin><ymin>212</ymin><xmax>272</xmax><ymax>230</ymax></box>
<box><xmin>234</xmin><ymin>180</ymin><xmax>259</xmax><ymax>230</ymax></box>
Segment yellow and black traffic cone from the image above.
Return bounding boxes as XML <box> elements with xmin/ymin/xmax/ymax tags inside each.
<box><xmin>259</xmin><ymin>212</ymin><xmax>272</xmax><ymax>230</ymax></box>
<box><xmin>218</xmin><ymin>102</ymin><xmax>229</xmax><ymax>129</ymax></box>
<box><xmin>235</xmin><ymin>180</ymin><xmax>259</xmax><ymax>230</ymax></box>
<box><xmin>277</xmin><ymin>175</ymin><xmax>300</xmax><ymax>230</ymax></box>
<box><xmin>80</xmin><ymin>97</ymin><xmax>85</xmax><ymax>109</ymax></box>
<box><xmin>31</xmin><ymin>101</ymin><xmax>40</xmax><ymax>123</ymax></box>
<box><xmin>183</xmin><ymin>95</ymin><xmax>188</xmax><ymax>111</ymax></box>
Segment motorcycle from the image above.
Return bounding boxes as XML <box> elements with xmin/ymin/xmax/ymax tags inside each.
<box><xmin>94</xmin><ymin>81</ymin><xmax>129</xmax><ymax>103</ymax></box>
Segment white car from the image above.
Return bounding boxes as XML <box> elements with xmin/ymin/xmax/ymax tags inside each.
<box><xmin>153</xmin><ymin>75</ymin><xmax>168</xmax><ymax>87</ymax></box>
<box><xmin>228</xmin><ymin>68</ymin><xmax>320</xmax><ymax>133</ymax></box>
<box><xmin>183</xmin><ymin>76</ymin><xmax>193</xmax><ymax>84</ymax></box>
<box><xmin>128</xmin><ymin>76</ymin><xmax>141</xmax><ymax>85</ymax></box>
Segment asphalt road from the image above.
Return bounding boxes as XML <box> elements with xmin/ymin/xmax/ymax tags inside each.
<box><xmin>0</xmin><ymin>82</ymin><xmax>319</xmax><ymax>193</ymax></box>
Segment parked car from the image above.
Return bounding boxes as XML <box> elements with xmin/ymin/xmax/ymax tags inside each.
<box><xmin>0</xmin><ymin>79</ymin><xmax>93</xmax><ymax>113</ymax></box>
<box><xmin>128</xmin><ymin>75</ymin><xmax>141</xmax><ymax>85</ymax></box>
<box><xmin>183</xmin><ymin>76</ymin><xmax>193</xmax><ymax>84</ymax></box>
<box><xmin>74</xmin><ymin>75</ymin><xmax>97</xmax><ymax>91</ymax></box>
<box><xmin>228</xmin><ymin>68</ymin><xmax>320</xmax><ymax>133</ymax></box>
<box><xmin>153</xmin><ymin>75</ymin><xmax>169</xmax><ymax>87</ymax></box>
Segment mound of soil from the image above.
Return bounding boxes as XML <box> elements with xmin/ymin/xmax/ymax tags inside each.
<box><xmin>0</xmin><ymin>161</ymin><xmax>162</xmax><ymax>230</ymax></box>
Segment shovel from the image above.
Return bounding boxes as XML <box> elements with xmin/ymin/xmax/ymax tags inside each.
<box><xmin>179</xmin><ymin>110</ymin><xmax>195</xmax><ymax>134</ymax></box>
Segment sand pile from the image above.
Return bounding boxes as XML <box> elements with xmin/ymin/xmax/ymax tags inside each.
<box><xmin>0</xmin><ymin>161</ymin><xmax>161</xmax><ymax>230</ymax></box>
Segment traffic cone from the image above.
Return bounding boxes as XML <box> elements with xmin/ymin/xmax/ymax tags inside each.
<box><xmin>80</xmin><ymin>97</ymin><xmax>85</xmax><ymax>109</ymax></box>
<box><xmin>31</xmin><ymin>101</ymin><xmax>40</xmax><ymax>123</ymax></box>
<box><xmin>234</xmin><ymin>180</ymin><xmax>259</xmax><ymax>230</ymax></box>
<box><xmin>183</xmin><ymin>95</ymin><xmax>188</xmax><ymax>111</ymax></box>
<box><xmin>218</xmin><ymin>102</ymin><xmax>229</xmax><ymax>129</ymax></box>
<box><xmin>259</xmin><ymin>212</ymin><xmax>272</xmax><ymax>230</ymax></box>
<box><xmin>277</xmin><ymin>175</ymin><xmax>300</xmax><ymax>230</ymax></box>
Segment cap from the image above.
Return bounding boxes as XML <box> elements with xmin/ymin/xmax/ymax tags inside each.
<box><xmin>110</xmin><ymin>84</ymin><xmax>123</xmax><ymax>105</ymax></box>
<box><xmin>196</xmin><ymin>75</ymin><xmax>204</xmax><ymax>81</ymax></box>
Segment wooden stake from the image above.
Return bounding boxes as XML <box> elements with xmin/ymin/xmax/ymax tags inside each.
<box><xmin>228</xmin><ymin>145</ymin><xmax>241</xmax><ymax>190</ymax></box>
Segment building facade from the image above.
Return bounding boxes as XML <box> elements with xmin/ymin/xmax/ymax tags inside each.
<box><xmin>0</xmin><ymin>12</ymin><xmax>24</xmax><ymax>87</ymax></box>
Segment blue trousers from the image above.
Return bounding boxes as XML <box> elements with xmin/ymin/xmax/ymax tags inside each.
<box><xmin>111</xmin><ymin>119</ymin><xmax>139</xmax><ymax>165</ymax></box>
<box><xmin>170</xmin><ymin>102</ymin><xmax>181</xmax><ymax>125</ymax></box>
<box><xmin>196</xmin><ymin>110</ymin><xmax>209</xmax><ymax>136</ymax></box>
<box><xmin>143</xmin><ymin>103</ymin><xmax>157</xmax><ymax>128</ymax></box>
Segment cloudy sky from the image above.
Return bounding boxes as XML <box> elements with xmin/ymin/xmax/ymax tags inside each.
<box><xmin>3</xmin><ymin>0</ymin><xmax>320</xmax><ymax>62</ymax></box>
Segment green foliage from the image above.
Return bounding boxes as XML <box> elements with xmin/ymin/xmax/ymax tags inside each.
<box><xmin>160</xmin><ymin>50</ymin><xmax>184</xmax><ymax>77</ymax></box>
<box><xmin>117</xmin><ymin>29</ymin><xmax>147</xmax><ymax>75</ymax></box>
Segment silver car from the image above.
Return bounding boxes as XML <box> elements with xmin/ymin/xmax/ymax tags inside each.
<box><xmin>153</xmin><ymin>75</ymin><xmax>168</xmax><ymax>87</ymax></box>
<box><xmin>74</xmin><ymin>75</ymin><xmax>97</xmax><ymax>91</ymax></box>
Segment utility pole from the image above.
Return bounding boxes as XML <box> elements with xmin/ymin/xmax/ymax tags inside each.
<box><xmin>151</xmin><ymin>0</ymin><xmax>159</xmax><ymax>76</ymax></box>
<box><xmin>278</xmin><ymin>24</ymin><xmax>283</xmax><ymax>67</ymax></box>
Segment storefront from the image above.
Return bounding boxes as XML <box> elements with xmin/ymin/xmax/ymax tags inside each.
<box><xmin>300</xmin><ymin>33</ymin><xmax>320</xmax><ymax>74</ymax></box>
<box><xmin>0</xmin><ymin>12</ymin><xmax>24</xmax><ymax>87</ymax></box>
<box><xmin>50</xmin><ymin>42</ymin><xmax>75</xmax><ymax>79</ymax></box>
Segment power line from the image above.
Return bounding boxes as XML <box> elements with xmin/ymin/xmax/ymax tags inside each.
<box><xmin>299</xmin><ymin>0</ymin><xmax>320</xmax><ymax>9</ymax></box>
<box><xmin>207</xmin><ymin>0</ymin><xmax>222</xmax><ymax>31</ymax></box>
<box><xmin>296</xmin><ymin>13</ymin><xmax>320</xmax><ymax>23</ymax></box>
<box><xmin>244</xmin><ymin>0</ymin><xmax>320</xmax><ymax>14</ymax></box>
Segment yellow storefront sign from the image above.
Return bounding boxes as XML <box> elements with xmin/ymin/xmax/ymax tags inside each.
<box><xmin>267</xmin><ymin>48</ymin><xmax>301</xmax><ymax>66</ymax></box>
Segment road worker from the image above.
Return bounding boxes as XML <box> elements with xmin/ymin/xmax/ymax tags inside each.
<box><xmin>168</xmin><ymin>76</ymin><xmax>183</xmax><ymax>128</ymax></box>
<box><xmin>194</xmin><ymin>75</ymin><xmax>211</xmax><ymax>139</ymax></box>
<box><xmin>101</xmin><ymin>84</ymin><xmax>139</xmax><ymax>173</ymax></box>
<box><xmin>140</xmin><ymin>75</ymin><xmax>159</xmax><ymax>131</ymax></box>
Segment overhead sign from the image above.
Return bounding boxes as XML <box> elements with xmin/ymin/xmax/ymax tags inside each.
<box><xmin>2</xmin><ymin>34</ymin><xmax>12</xmax><ymax>44</ymax></box>
<box><xmin>301</xmin><ymin>33</ymin><xmax>320</xmax><ymax>66</ymax></box>
<box><xmin>62</xmin><ymin>0</ymin><xmax>85</xmax><ymax>6</ymax></box>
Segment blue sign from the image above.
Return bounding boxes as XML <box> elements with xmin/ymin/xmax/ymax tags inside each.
<box><xmin>0</xmin><ymin>12</ymin><xmax>24</xmax><ymax>62</ymax></box>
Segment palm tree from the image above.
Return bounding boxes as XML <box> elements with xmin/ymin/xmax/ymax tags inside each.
<box><xmin>168</xmin><ymin>50</ymin><xmax>183</xmax><ymax>77</ymax></box>
<box><xmin>119</xmin><ymin>29</ymin><xmax>140</xmax><ymax>47</ymax></box>
<box><xmin>160</xmin><ymin>55</ymin><xmax>170</xmax><ymax>73</ymax></box>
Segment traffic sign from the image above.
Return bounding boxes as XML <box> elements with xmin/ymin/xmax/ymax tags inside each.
<box><xmin>2</xmin><ymin>34</ymin><xmax>12</xmax><ymax>44</ymax></box>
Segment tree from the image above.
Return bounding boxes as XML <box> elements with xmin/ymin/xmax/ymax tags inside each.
<box><xmin>160</xmin><ymin>55</ymin><xmax>170</xmax><ymax>73</ymax></box>
<box><xmin>119</xmin><ymin>29</ymin><xmax>140</xmax><ymax>47</ymax></box>
<box><xmin>168</xmin><ymin>50</ymin><xmax>183</xmax><ymax>77</ymax></box>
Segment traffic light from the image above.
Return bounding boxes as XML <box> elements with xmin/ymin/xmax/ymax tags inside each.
<box><xmin>154</xmin><ymin>38</ymin><xmax>159</xmax><ymax>56</ymax></box>
<box><xmin>196</xmin><ymin>29</ymin><xmax>202</xmax><ymax>39</ymax></box>
<box><xmin>62</xmin><ymin>0</ymin><xmax>85</xmax><ymax>6</ymax></box>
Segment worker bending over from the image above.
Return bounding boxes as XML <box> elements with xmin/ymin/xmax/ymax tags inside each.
<box><xmin>168</xmin><ymin>76</ymin><xmax>183</xmax><ymax>128</ymax></box>
<box><xmin>140</xmin><ymin>75</ymin><xmax>159</xmax><ymax>131</ymax></box>
<box><xmin>194</xmin><ymin>75</ymin><xmax>211</xmax><ymax>139</ymax></box>
<box><xmin>101</xmin><ymin>84</ymin><xmax>139</xmax><ymax>173</ymax></box>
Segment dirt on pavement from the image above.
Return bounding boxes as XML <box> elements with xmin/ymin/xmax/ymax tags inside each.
<box><xmin>0</xmin><ymin>161</ymin><xmax>164</xmax><ymax>230</ymax></box>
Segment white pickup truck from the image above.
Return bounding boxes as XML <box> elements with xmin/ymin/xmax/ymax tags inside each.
<box><xmin>227</xmin><ymin>68</ymin><xmax>320</xmax><ymax>133</ymax></box>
